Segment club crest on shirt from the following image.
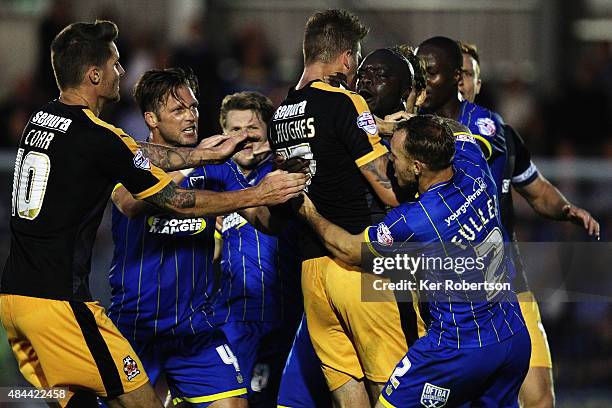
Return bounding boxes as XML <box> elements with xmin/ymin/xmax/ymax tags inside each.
<box><xmin>357</xmin><ymin>111</ymin><xmax>378</xmax><ymax>135</ymax></box>
<box><xmin>123</xmin><ymin>356</ymin><xmax>141</xmax><ymax>381</ymax></box>
<box><xmin>376</xmin><ymin>223</ymin><xmax>394</xmax><ymax>247</ymax></box>
<box><xmin>420</xmin><ymin>382</ymin><xmax>450</xmax><ymax>407</ymax></box>
<box><xmin>133</xmin><ymin>149</ymin><xmax>151</xmax><ymax>170</ymax></box>
<box><xmin>475</xmin><ymin>117</ymin><xmax>496</xmax><ymax>137</ymax></box>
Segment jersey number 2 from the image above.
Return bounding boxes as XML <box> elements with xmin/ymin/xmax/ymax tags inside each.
<box><xmin>11</xmin><ymin>148</ymin><xmax>51</xmax><ymax>220</ymax></box>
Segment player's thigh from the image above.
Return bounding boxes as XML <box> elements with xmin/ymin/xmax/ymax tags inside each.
<box><xmin>477</xmin><ymin>328</ymin><xmax>531</xmax><ymax>408</ymax></box>
<box><xmin>378</xmin><ymin>337</ymin><xmax>508</xmax><ymax>408</ymax></box>
<box><xmin>164</xmin><ymin>330</ymin><xmax>247</xmax><ymax>407</ymax></box>
<box><xmin>519</xmin><ymin>367</ymin><xmax>555</xmax><ymax>408</ymax></box>
<box><xmin>277</xmin><ymin>314</ymin><xmax>331</xmax><ymax>408</ymax></box>
<box><xmin>301</xmin><ymin>257</ymin><xmax>364</xmax><ymax>390</ymax></box>
<box><xmin>330</xmin><ymin>378</ymin><xmax>370</xmax><ymax>408</ymax></box>
<box><xmin>2</xmin><ymin>295</ymin><xmax>149</xmax><ymax>401</ymax></box>
<box><xmin>325</xmin><ymin>262</ymin><xmax>408</xmax><ymax>384</ymax></box>
<box><xmin>517</xmin><ymin>291</ymin><xmax>553</xmax><ymax>369</ymax></box>
<box><xmin>219</xmin><ymin>321</ymin><xmax>261</xmax><ymax>389</ymax></box>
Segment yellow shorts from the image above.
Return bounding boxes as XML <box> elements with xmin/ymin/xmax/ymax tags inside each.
<box><xmin>0</xmin><ymin>294</ymin><xmax>149</xmax><ymax>406</ymax></box>
<box><xmin>517</xmin><ymin>291</ymin><xmax>553</xmax><ymax>369</ymax></box>
<box><xmin>302</xmin><ymin>257</ymin><xmax>411</xmax><ymax>390</ymax></box>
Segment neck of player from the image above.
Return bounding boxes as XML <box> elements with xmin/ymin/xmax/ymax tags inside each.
<box><xmin>434</xmin><ymin>97</ymin><xmax>461</xmax><ymax>121</ymax></box>
<box><xmin>59</xmin><ymin>88</ymin><xmax>104</xmax><ymax>116</ymax></box>
<box><xmin>418</xmin><ymin>166</ymin><xmax>454</xmax><ymax>194</ymax></box>
<box><xmin>296</xmin><ymin>62</ymin><xmax>345</xmax><ymax>90</ymax></box>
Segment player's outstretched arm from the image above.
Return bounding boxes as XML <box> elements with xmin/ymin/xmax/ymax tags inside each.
<box><xmin>515</xmin><ymin>174</ymin><xmax>600</xmax><ymax>239</ymax></box>
<box><xmin>296</xmin><ymin>193</ymin><xmax>364</xmax><ymax>266</ymax></box>
<box><xmin>113</xmin><ymin>171</ymin><xmax>187</xmax><ymax>218</ymax></box>
<box><xmin>359</xmin><ymin>155</ymin><xmax>401</xmax><ymax>207</ymax></box>
<box><xmin>137</xmin><ymin>133</ymin><xmax>249</xmax><ymax>171</ymax></box>
<box><xmin>144</xmin><ymin>170</ymin><xmax>307</xmax><ymax>218</ymax></box>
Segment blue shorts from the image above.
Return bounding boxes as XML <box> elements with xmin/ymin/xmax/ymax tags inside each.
<box><xmin>133</xmin><ymin>330</ymin><xmax>247</xmax><ymax>407</ymax></box>
<box><xmin>219</xmin><ymin>320</ymin><xmax>297</xmax><ymax>407</ymax></box>
<box><xmin>379</xmin><ymin>327</ymin><xmax>531</xmax><ymax>408</ymax></box>
<box><xmin>278</xmin><ymin>314</ymin><xmax>331</xmax><ymax>408</ymax></box>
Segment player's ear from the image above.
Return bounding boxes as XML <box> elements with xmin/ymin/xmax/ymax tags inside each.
<box><xmin>475</xmin><ymin>78</ymin><xmax>482</xmax><ymax>95</ymax></box>
<box><xmin>87</xmin><ymin>66</ymin><xmax>101</xmax><ymax>85</ymax></box>
<box><xmin>341</xmin><ymin>49</ymin><xmax>352</xmax><ymax>71</ymax></box>
<box><xmin>452</xmin><ymin>68</ymin><xmax>462</xmax><ymax>85</ymax></box>
<box><xmin>413</xmin><ymin>160</ymin><xmax>424</xmax><ymax>177</ymax></box>
<box><xmin>144</xmin><ymin>111</ymin><xmax>158</xmax><ymax>128</ymax></box>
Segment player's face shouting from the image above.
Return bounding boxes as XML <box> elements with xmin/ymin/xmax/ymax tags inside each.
<box><xmin>225</xmin><ymin>109</ymin><xmax>269</xmax><ymax>170</ymax></box>
<box><xmin>458</xmin><ymin>53</ymin><xmax>481</xmax><ymax>103</ymax></box>
<box><xmin>100</xmin><ymin>42</ymin><xmax>124</xmax><ymax>103</ymax></box>
<box><xmin>156</xmin><ymin>85</ymin><xmax>199</xmax><ymax>146</ymax></box>
<box><xmin>417</xmin><ymin>47</ymin><xmax>459</xmax><ymax>112</ymax></box>
<box><xmin>357</xmin><ymin>51</ymin><xmax>405</xmax><ymax>117</ymax></box>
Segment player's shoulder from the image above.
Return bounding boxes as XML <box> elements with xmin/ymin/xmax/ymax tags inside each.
<box><xmin>79</xmin><ymin>108</ymin><xmax>132</xmax><ymax>142</ymax></box>
<box><xmin>453</xmin><ymin>157</ymin><xmax>496</xmax><ymax>191</ymax></box>
<box><xmin>309</xmin><ymin>80</ymin><xmax>369</xmax><ymax>112</ymax></box>
<box><xmin>461</xmin><ymin>101</ymin><xmax>504</xmax><ymax>136</ymax></box>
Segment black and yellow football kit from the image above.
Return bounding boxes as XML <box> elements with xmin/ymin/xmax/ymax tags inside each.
<box><xmin>1</xmin><ymin>100</ymin><xmax>172</xmax><ymax>404</ymax></box>
<box><xmin>269</xmin><ymin>80</ymin><xmax>416</xmax><ymax>390</ymax></box>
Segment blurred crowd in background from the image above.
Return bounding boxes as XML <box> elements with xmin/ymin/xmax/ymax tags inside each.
<box><xmin>0</xmin><ymin>0</ymin><xmax>610</xmax><ymax>404</ymax></box>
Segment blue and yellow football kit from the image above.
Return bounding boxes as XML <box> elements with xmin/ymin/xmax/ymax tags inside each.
<box><xmin>368</xmin><ymin>156</ymin><xmax>530</xmax><ymax>407</ymax></box>
<box><xmin>209</xmin><ymin>158</ymin><xmax>303</xmax><ymax>406</ymax></box>
<box><xmin>108</xmin><ymin>165</ymin><xmax>248</xmax><ymax>406</ymax></box>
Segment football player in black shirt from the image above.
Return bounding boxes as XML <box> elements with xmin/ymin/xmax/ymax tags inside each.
<box><xmin>0</xmin><ymin>20</ymin><xmax>306</xmax><ymax>408</ymax></box>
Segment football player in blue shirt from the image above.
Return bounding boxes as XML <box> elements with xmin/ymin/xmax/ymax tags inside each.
<box><xmin>208</xmin><ymin>91</ymin><xmax>303</xmax><ymax>407</ymax></box>
<box><xmin>295</xmin><ymin>115</ymin><xmax>531</xmax><ymax>407</ymax></box>
<box><xmin>417</xmin><ymin>37</ymin><xmax>600</xmax><ymax>408</ymax></box>
<box><xmin>108</xmin><ymin>69</ymin><xmax>306</xmax><ymax>407</ymax></box>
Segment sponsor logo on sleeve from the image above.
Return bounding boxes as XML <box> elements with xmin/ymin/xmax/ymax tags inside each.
<box><xmin>454</xmin><ymin>132</ymin><xmax>476</xmax><ymax>143</ymax></box>
<box><xmin>357</xmin><ymin>111</ymin><xmax>378</xmax><ymax>135</ymax></box>
<box><xmin>133</xmin><ymin>149</ymin><xmax>151</xmax><ymax>171</ymax></box>
<box><xmin>376</xmin><ymin>223</ymin><xmax>394</xmax><ymax>246</ymax></box>
<box><xmin>420</xmin><ymin>383</ymin><xmax>450</xmax><ymax>407</ymax></box>
<box><xmin>475</xmin><ymin>117</ymin><xmax>496</xmax><ymax>137</ymax></box>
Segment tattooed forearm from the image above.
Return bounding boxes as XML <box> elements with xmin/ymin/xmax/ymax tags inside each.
<box><xmin>361</xmin><ymin>156</ymin><xmax>393</xmax><ymax>189</ymax></box>
<box><xmin>144</xmin><ymin>182</ymin><xmax>197</xmax><ymax>216</ymax></box>
<box><xmin>138</xmin><ymin>142</ymin><xmax>199</xmax><ymax>171</ymax></box>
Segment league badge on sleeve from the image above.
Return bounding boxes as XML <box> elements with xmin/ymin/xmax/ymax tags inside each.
<box><xmin>420</xmin><ymin>383</ymin><xmax>450</xmax><ymax>408</ymax></box>
<box><xmin>357</xmin><ymin>111</ymin><xmax>378</xmax><ymax>135</ymax></box>
<box><xmin>475</xmin><ymin>117</ymin><xmax>496</xmax><ymax>137</ymax></box>
<box><xmin>376</xmin><ymin>223</ymin><xmax>394</xmax><ymax>247</ymax></box>
<box><xmin>133</xmin><ymin>149</ymin><xmax>151</xmax><ymax>171</ymax></box>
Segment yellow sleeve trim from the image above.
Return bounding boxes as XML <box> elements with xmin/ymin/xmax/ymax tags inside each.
<box><xmin>214</xmin><ymin>230</ymin><xmax>222</xmax><ymax>240</ymax></box>
<box><xmin>310</xmin><ymin>80</ymin><xmax>383</xmax><ymax>151</ymax></box>
<box><xmin>112</xmin><ymin>183</ymin><xmax>123</xmax><ymax>193</ymax></box>
<box><xmin>83</xmin><ymin>108</ymin><xmax>173</xmax><ymax>193</ymax></box>
<box><xmin>379</xmin><ymin>393</ymin><xmax>397</xmax><ymax>408</ymax></box>
<box><xmin>172</xmin><ymin>388</ymin><xmax>247</xmax><ymax>405</ymax></box>
<box><xmin>364</xmin><ymin>226</ymin><xmax>384</xmax><ymax>258</ymax></box>
<box><xmin>472</xmin><ymin>134</ymin><xmax>492</xmax><ymax>160</ymax></box>
<box><xmin>355</xmin><ymin>142</ymin><xmax>388</xmax><ymax>168</ymax></box>
<box><xmin>133</xmin><ymin>175</ymin><xmax>172</xmax><ymax>200</ymax></box>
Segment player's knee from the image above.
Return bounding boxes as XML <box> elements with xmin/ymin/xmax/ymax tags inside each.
<box><xmin>208</xmin><ymin>397</ymin><xmax>248</xmax><ymax>408</ymax></box>
<box><xmin>106</xmin><ymin>382</ymin><xmax>163</xmax><ymax>408</ymax></box>
<box><xmin>64</xmin><ymin>391</ymin><xmax>98</xmax><ymax>407</ymax></box>
<box><xmin>521</xmin><ymin>391</ymin><xmax>555</xmax><ymax>408</ymax></box>
<box><xmin>519</xmin><ymin>369</ymin><xmax>555</xmax><ymax>408</ymax></box>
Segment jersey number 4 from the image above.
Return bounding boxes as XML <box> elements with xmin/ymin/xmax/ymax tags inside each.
<box><xmin>11</xmin><ymin>148</ymin><xmax>51</xmax><ymax>220</ymax></box>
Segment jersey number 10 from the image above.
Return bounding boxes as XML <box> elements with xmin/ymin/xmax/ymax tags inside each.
<box><xmin>11</xmin><ymin>148</ymin><xmax>51</xmax><ymax>220</ymax></box>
